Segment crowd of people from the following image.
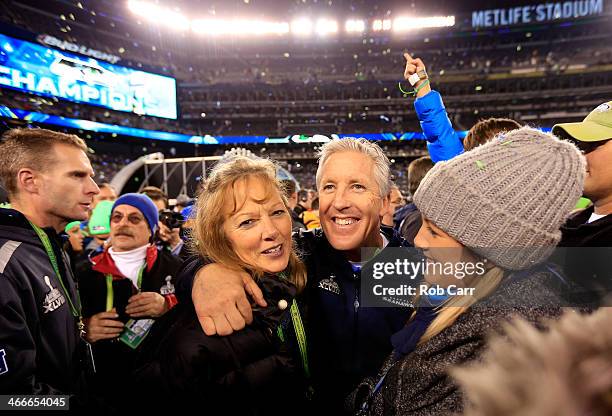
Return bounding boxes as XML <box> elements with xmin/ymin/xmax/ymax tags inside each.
<box><xmin>0</xmin><ymin>50</ymin><xmax>611</xmax><ymax>416</ymax></box>
<box><xmin>0</xmin><ymin>1</ymin><xmax>611</xmax><ymax>136</ymax></box>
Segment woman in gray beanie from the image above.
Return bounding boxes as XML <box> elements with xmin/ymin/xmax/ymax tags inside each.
<box><xmin>351</xmin><ymin>126</ymin><xmax>586</xmax><ymax>416</ymax></box>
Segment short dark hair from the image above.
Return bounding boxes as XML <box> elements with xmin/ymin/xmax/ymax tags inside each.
<box><xmin>463</xmin><ymin>118</ymin><xmax>521</xmax><ymax>151</ymax></box>
<box><xmin>0</xmin><ymin>128</ymin><xmax>87</xmax><ymax>197</ymax></box>
<box><xmin>311</xmin><ymin>197</ymin><xmax>319</xmax><ymax>210</ymax></box>
<box><xmin>407</xmin><ymin>156</ymin><xmax>434</xmax><ymax>197</ymax></box>
<box><xmin>98</xmin><ymin>183</ymin><xmax>116</xmax><ymax>192</ymax></box>
<box><xmin>140</xmin><ymin>186</ymin><xmax>168</xmax><ymax>207</ymax></box>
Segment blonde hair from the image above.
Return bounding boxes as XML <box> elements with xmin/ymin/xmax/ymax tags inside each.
<box><xmin>316</xmin><ymin>138</ymin><xmax>391</xmax><ymax>197</ymax></box>
<box><xmin>192</xmin><ymin>157</ymin><xmax>307</xmax><ymax>292</ymax></box>
<box><xmin>417</xmin><ymin>266</ymin><xmax>505</xmax><ymax>344</ymax></box>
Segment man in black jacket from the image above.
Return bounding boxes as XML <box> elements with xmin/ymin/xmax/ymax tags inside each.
<box><xmin>78</xmin><ymin>193</ymin><xmax>182</xmax><ymax>409</ymax></box>
<box><xmin>553</xmin><ymin>102</ymin><xmax>612</xmax><ymax>303</ymax></box>
<box><xmin>0</xmin><ymin>128</ymin><xmax>99</xmax><ymax>394</ymax></box>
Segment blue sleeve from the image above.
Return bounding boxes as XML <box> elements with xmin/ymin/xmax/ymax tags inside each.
<box><xmin>414</xmin><ymin>90</ymin><xmax>464</xmax><ymax>162</ymax></box>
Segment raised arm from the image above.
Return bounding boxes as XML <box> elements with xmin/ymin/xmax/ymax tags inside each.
<box><xmin>403</xmin><ymin>53</ymin><xmax>464</xmax><ymax>162</ymax></box>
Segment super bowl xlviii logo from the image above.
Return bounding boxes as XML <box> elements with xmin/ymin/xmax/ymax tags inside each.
<box><xmin>318</xmin><ymin>274</ymin><xmax>341</xmax><ymax>295</ymax></box>
<box><xmin>159</xmin><ymin>275</ymin><xmax>175</xmax><ymax>295</ymax></box>
<box><xmin>42</xmin><ymin>275</ymin><xmax>65</xmax><ymax>313</ymax></box>
<box><xmin>0</xmin><ymin>349</ymin><xmax>7</xmax><ymax>375</ymax></box>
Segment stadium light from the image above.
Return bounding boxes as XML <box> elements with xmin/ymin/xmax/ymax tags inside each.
<box><xmin>372</xmin><ymin>19</ymin><xmax>392</xmax><ymax>31</ymax></box>
<box><xmin>126</xmin><ymin>1</ymin><xmax>455</xmax><ymax>39</ymax></box>
<box><xmin>191</xmin><ymin>19</ymin><xmax>289</xmax><ymax>36</ymax></box>
<box><xmin>315</xmin><ymin>18</ymin><xmax>338</xmax><ymax>36</ymax></box>
<box><xmin>392</xmin><ymin>15</ymin><xmax>455</xmax><ymax>31</ymax></box>
<box><xmin>291</xmin><ymin>18</ymin><xmax>312</xmax><ymax>36</ymax></box>
<box><xmin>345</xmin><ymin>19</ymin><xmax>365</xmax><ymax>33</ymax></box>
<box><xmin>127</xmin><ymin>0</ymin><xmax>189</xmax><ymax>31</ymax></box>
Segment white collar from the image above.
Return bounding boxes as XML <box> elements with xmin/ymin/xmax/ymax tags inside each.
<box><xmin>108</xmin><ymin>244</ymin><xmax>149</xmax><ymax>287</ymax></box>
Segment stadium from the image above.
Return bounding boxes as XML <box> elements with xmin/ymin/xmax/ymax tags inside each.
<box><xmin>0</xmin><ymin>0</ymin><xmax>609</xmax><ymax>197</ymax></box>
<box><xmin>0</xmin><ymin>0</ymin><xmax>611</xmax><ymax>413</ymax></box>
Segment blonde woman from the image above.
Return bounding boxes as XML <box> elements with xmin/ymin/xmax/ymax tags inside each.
<box><xmin>352</xmin><ymin>127</ymin><xmax>586</xmax><ymax>415</ymax></box>
<box><xmin>132</xmin><ymin>157</ymin><xmax>310</xmax><ymax>414</ymax></box>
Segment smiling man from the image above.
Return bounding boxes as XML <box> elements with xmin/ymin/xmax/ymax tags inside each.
<box><xmin>318</xmin><ymin>148</ymin><xmax>390</xmax><ymax>256</ymax></box>
<box><xmin>77</xmin><ymin>193</ymin><xmax>182</xmax><ymax>408</ymax></box>
<box><xmin>175</xmin><ymin>139</ymin><xmax>413</xmax><ymax>412</ymax></box>
<box><xmin>0</xmin><ymin>128</ymin><xmax>99</xmax><ymax>394</ymax></box>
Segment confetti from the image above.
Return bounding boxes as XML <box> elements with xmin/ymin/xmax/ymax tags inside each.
<box><xmin>476</xmin><ymin>160</ymin><xmax>486</xmax><ymax>170</ymax></box>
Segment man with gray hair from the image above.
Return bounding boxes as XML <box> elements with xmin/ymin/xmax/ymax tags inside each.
<box><xmin>175</xmin><ymin>138</ymin><xmax>412</xmax><ymax>412</ymax></box>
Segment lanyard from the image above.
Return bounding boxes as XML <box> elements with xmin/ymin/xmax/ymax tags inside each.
<box><xmin>275</xmin><ymin>272</ymin><xmax>310</xmax><ymax>378</ymax></box>
<box><xmin>277</xmin><ymin>299</ymin><xmax>309</xmax><ymax>378</ymax></box>
<box><xmin>105</xmin><ymin>263</ymin><xmax>146</xmax><ymax>312</ymax></box>
<box><xmin>291</xmin><ymin>299</ymin><xmax>310</xmax><ymax>378</ymax></box>
<box><xmin>29</xmin><ymin>222</ymin><xmax>84</xmax><ymax>335</ymax></box>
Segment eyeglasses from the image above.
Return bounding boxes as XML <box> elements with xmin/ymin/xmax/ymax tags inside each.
<box><xmin>110</xmin><ymin>213</ymin><xmax>145</xmax><ymax>225</ymax></box>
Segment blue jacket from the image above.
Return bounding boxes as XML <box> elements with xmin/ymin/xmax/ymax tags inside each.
<box><xmin>414</xmin><ymin>90</ymin><xmax>464</xmax><ymax>162</ymax></box>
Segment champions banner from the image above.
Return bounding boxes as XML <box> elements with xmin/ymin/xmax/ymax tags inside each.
<box><xmin>0</xmin><ymin>33</ymin><xmax>177</xmax><ymax>119</ymax></box>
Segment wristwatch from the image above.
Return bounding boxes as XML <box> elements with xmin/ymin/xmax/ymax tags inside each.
<box><xmin>408</xmin><ymin>69</ymin><xmax>428</xmax><ymax>86</ymax></box>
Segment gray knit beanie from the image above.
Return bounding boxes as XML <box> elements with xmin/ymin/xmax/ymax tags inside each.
<box><xmin>413</xmin><ymin>126</ymin><xmax>586</xmax><ymax>270</ymax></box>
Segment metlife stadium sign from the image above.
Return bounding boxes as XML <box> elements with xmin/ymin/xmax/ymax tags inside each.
<box><xmin>0</xmin><ymin>33</ymin><xmax>177</xmax><ymax>119</ymax></box>
<box><xmin>472</xmin><ymin>0</ymin><xmax>604</xmax><ymax>28</ymax></box>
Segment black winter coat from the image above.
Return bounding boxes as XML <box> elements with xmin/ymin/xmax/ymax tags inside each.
<box><xmin>132</xmin><ymin>271</ymin><xmax>310</xmax><ymax>415</ymax></box>
<box><xmin>0</xmin><ymin>208</ymin><xmax>89</xmax><ymax>395</ymax></box>
<box><xmin>77</xmin><ymin>246</ymin><xmax>182</xmax><ymax>410</ymax></box>
<box><xmin>175</xmin><ymin>228</ymin><xmax>413</xmax><ymax>414</ymax></box>
<box><xmin>557</xmin><ymin>207</ymin><xmax>612</xmax><ymax>305</ymax></box>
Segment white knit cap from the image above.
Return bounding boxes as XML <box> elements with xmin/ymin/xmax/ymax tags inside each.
<box><xmin>413</xmin><ymin>127</ymin><xmax>586</xmax><ymax>270</ymax></box>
